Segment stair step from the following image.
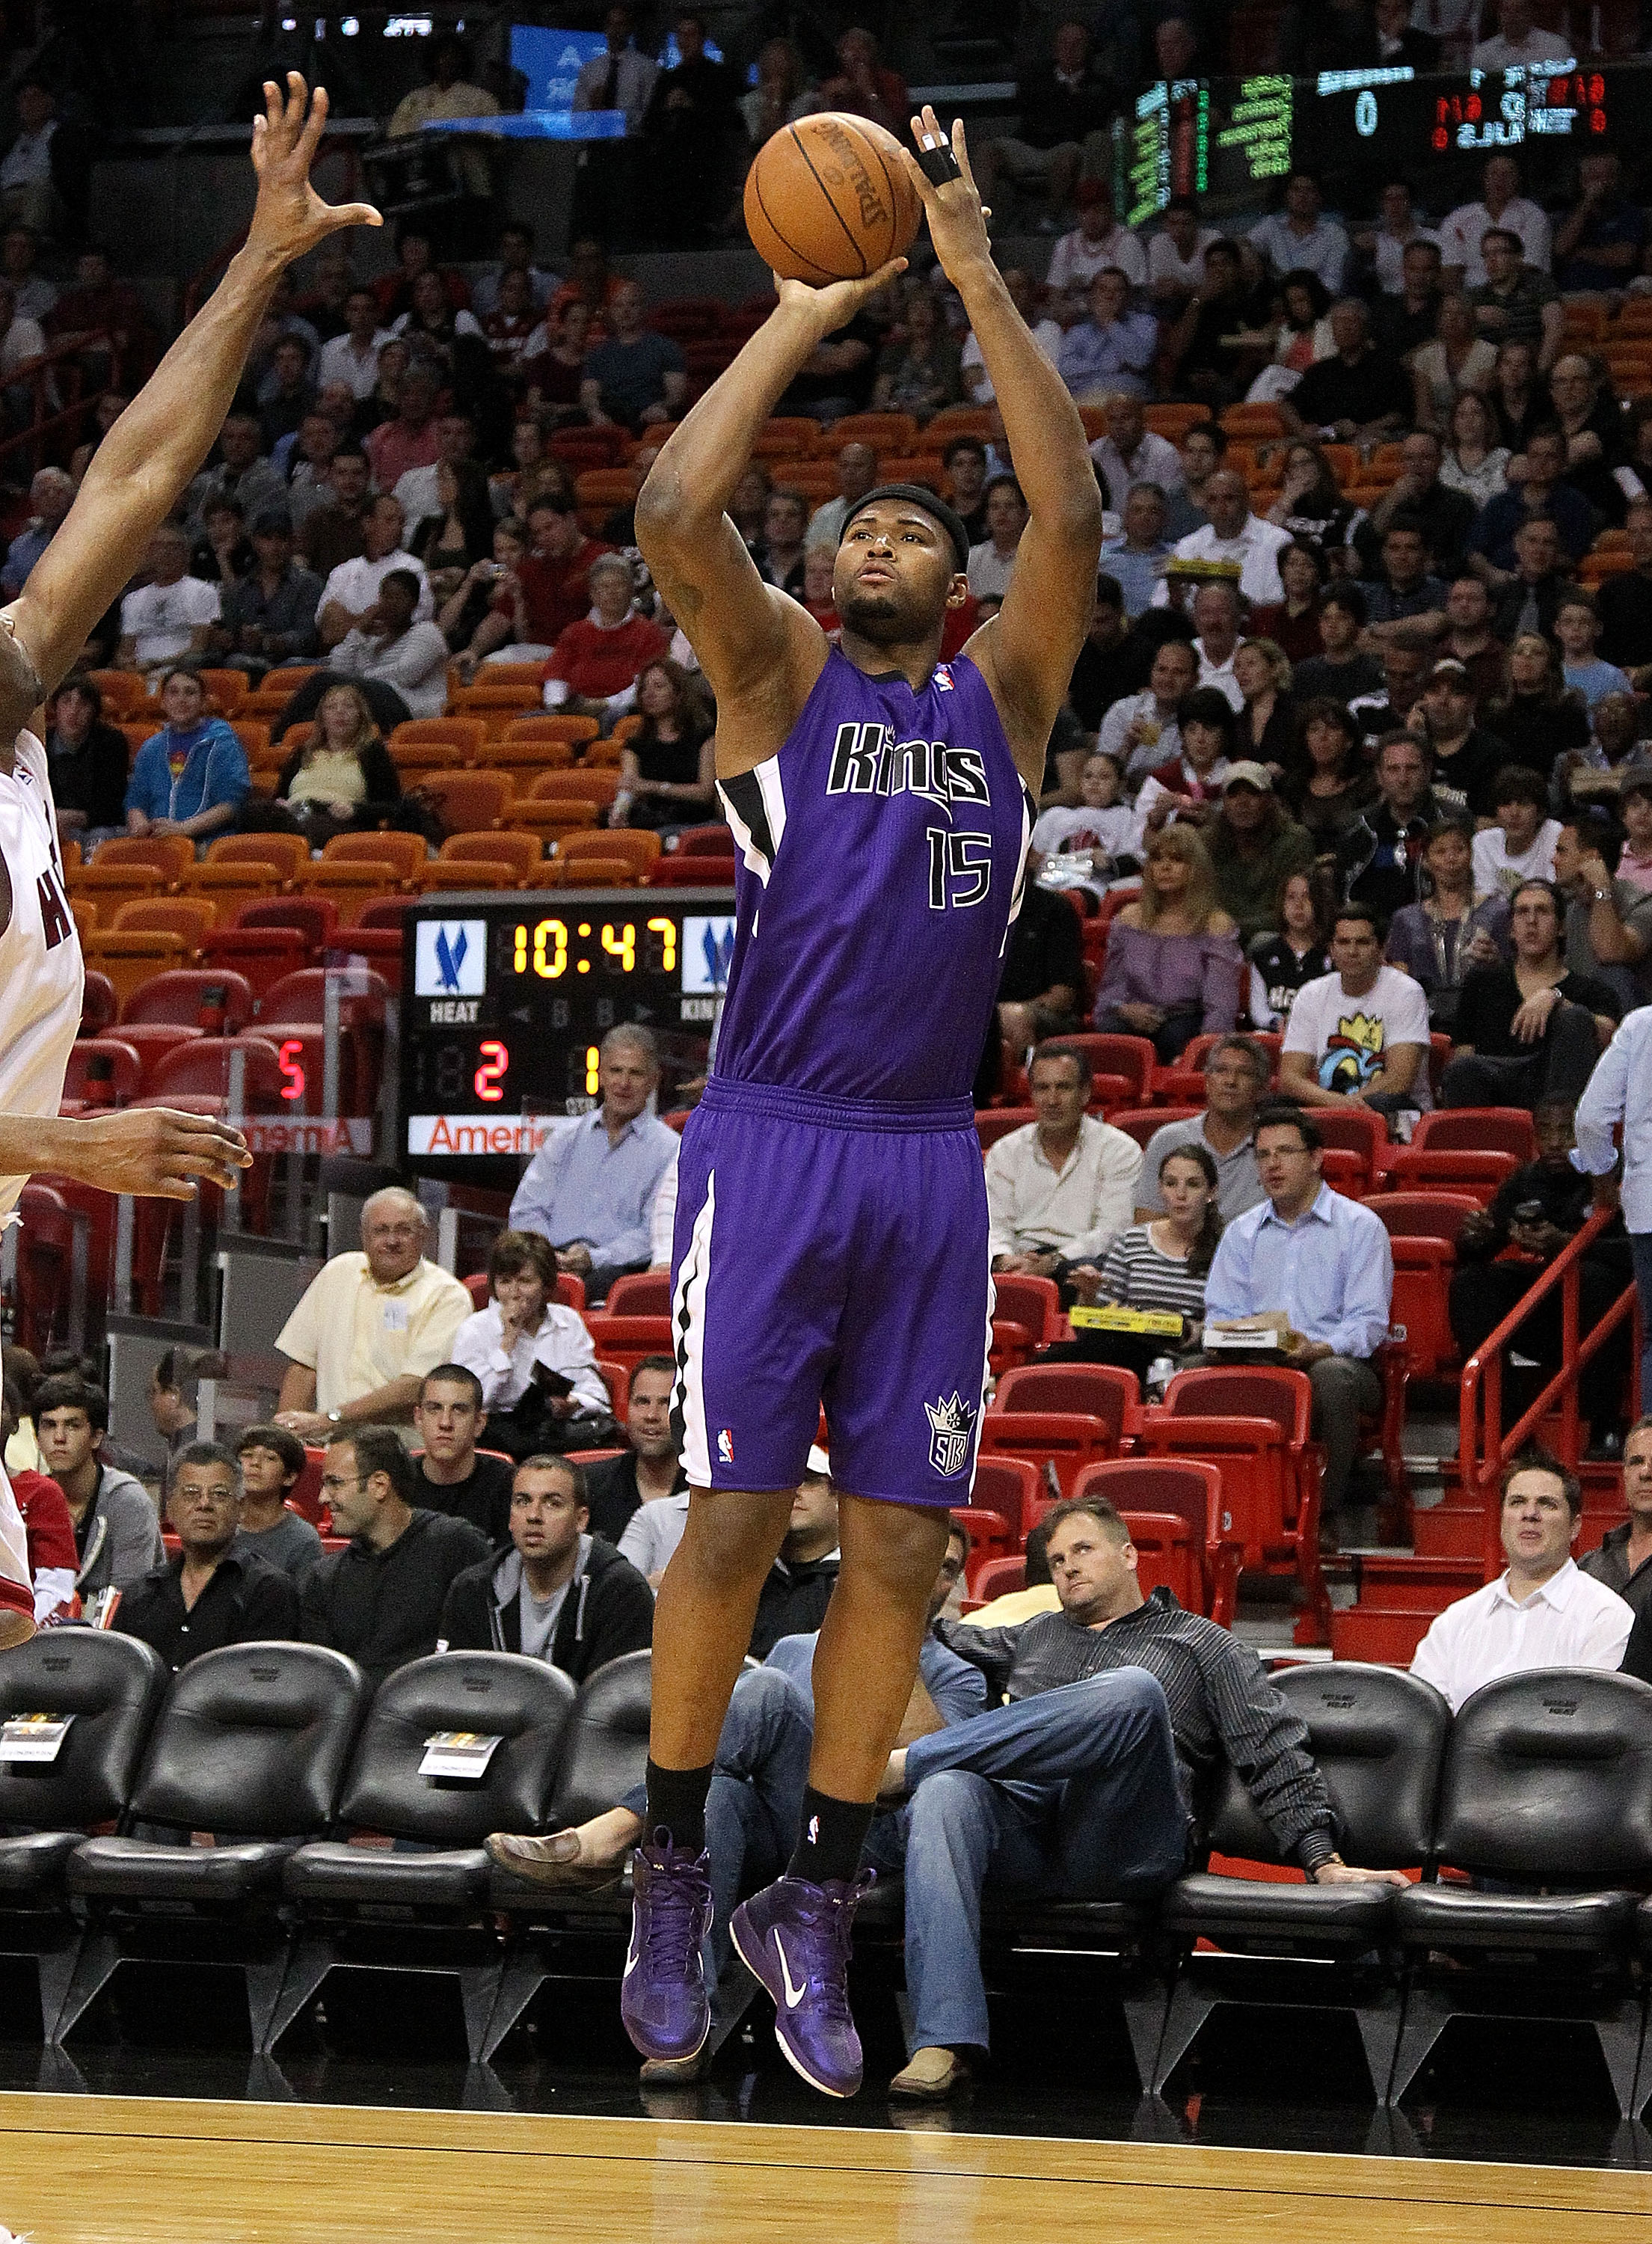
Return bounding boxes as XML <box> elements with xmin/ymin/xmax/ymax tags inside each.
<box><xmin>1351</xmin><ymin>1551</ymin><xmax>1483</xmax><ymax>1611</ymax></box>
<box><xmin>1330</xmin><ymin>1605</ymin><xmax>1438</xmax><ymax>1664</ymax></box>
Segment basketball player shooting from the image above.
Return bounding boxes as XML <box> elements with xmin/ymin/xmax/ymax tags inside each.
<box><xmin>612</xmin><ymin>110</ymin><xmax>1099</xmax><ymax>2094</ymax></box>
<box><xmin>0</xmin><ymin>78</ymin><xmax>378</xmax><ymax>1649</ymax></box>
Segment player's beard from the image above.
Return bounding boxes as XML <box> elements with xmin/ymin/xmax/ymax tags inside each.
<box><xmin>838</xmin><ymin>586</ymin><xmax>933</xmax><ymax>646</ymax></box>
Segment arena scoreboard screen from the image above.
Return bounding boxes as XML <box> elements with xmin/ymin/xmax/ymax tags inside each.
<box><xmin>401</xmin><ymin>889</ymin><xmax>734</xmax><ymax>1174</ymax></box>
<box><xmin>1116</xmin><ymin>56</ymin><xmax>1626</xmax><ymax>222</ymax></box>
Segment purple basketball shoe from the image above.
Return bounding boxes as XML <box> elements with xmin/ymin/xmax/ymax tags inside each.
<box><xmin>729</xmin><ymin>1869</ymin><xmax>875</xmax><ymax>2098</ymax></box>
<box><xmin>619</xmin><ymin>1832</ymin><xmax>714</xmax><ymax>2064</ymax></box>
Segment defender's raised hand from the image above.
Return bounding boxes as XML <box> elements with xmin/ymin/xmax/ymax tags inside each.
<box><xmin>897</xmin><ymin>107</ymin><xmax>992</xmax><ymax>283</ymax></box>
<box><xmin>248</xmin><ymin>73</ymin><xmax>381</xmax><ymax>266</ymax></box>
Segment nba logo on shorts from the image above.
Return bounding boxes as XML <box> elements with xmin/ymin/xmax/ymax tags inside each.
<box><xmin>717</xmin><ymin>1429</ymin><xmax>734</xmax><ymax>1465</ymax></box>
<box><xmin>924</xmin><ymin>1393</ymin><xmax>976</xmax><ymax>1478</ymax></box>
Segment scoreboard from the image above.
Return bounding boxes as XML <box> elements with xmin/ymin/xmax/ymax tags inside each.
<box><xmin>401</xmin><ymin>889</ymin><xmax>734</xmax><ymax>1177</ymax></box>
<box><xmin>1115</xmin><ymin>55</ymin><xmax>1627</xmax><ymax>224</ymax></box>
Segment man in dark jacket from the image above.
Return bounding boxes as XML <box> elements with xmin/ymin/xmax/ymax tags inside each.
<box><xmin>1336</xmin><ymin>730</ymin><xmax>1440</xmax><ymax>921</ymax></box>
<box><xmin>117</xmin><ymin>1442</ymin><xmax>299</xmax><ymax>1673</ymax></box>
<box><xmin>299</xmin><ymin>1426</ymin><xmax>489</xmax><ymax>1686</ymax></box>
<box><xmin>438</xmin><ymin>1453</ymin><xmax>653</xmax><ymax>1683</ymax></box>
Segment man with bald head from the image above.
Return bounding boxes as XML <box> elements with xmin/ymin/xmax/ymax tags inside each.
<box><xmin>274</xmin><ymin>1186</ymin><xmax>472</xmax><ymax>1442</ymax></box>
<box><xmin>805</xmin><ymin>441</ymin><xmax>881</xmax><ymax>554</ymax></box>
<box><xmin>1161</xmin><ymin>468</ymin><xmax>1289</xmax><ymax>607</ymax></box>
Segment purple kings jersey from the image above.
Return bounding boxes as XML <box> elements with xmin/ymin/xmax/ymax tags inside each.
<box><xmin>713</xmin><ymin>646</ymin><xmax>1033</xmax><ymax>1104</ymax></box>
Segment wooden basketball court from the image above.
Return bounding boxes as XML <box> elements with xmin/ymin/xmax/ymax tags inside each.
<box><xmin>0</xmin><ymin>2091</ymin><xmax>1648</xmax><ymax>2243</ymax></box>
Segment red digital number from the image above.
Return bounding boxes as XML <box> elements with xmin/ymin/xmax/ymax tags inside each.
<box><xmin>1591</xmin><ymin>106</ymin><xmax>1607</xmax><ymax>132</ymax></box>
<box><xmin>1432</xmin><ymin>125</ymin><xmax>1449</xmax><ymax>149</ymax></box>
<box><xmin>475</xmin><ymin>1039</ymin><xmax>509</xmax><ymax>1103</ymax></box>
<box><xmin>278</xmin><ymin>1037</ymin><xmax>304</xmax><ymax>1104</ymax></box>
<box><xmin>1466</xmin><ymin>92</ymin><xmax>1481</xmax><ymax>120</ymax></box>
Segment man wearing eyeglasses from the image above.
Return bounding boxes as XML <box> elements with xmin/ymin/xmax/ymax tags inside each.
<box><xmin>299</xmin><ymin>1425</ymin><xmax>488</xmax><ymax>1684</ymax></box>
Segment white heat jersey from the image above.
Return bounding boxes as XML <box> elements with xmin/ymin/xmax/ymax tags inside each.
<box><xmin>0</xmin><ymin>729</ymin><xmax>81</xmax><ymax>1226</ymax></box>
<box><xmin>0</xmin><ymin>729</ymin><xmax>81</xmax><ymax>1623</ymax></box>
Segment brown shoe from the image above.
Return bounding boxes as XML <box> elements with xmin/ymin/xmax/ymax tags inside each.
<box><xmin>888</xmin><ymin>2047</ymin><xmax>971</xmax><ymax>2100</ymax></box>
<box><xmin>639</xmin><ymin>2048</ymin><xmax>711</xmax><ymax>2085</ymax></box>
<box><xmin>485</xmin><ymin>1830</ymin><xmax>624</xmax><ymax>1892</ymax></box>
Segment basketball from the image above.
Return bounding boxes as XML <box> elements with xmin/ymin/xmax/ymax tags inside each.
<box><xmin>744</xmin><ymin>111</ymin><xmax>924</xmax><ymax>284</ymax></box>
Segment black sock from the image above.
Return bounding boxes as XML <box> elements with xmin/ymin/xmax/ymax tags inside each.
<box><xmin>789</xmin><ymin>1786</ymin><xmax>875</xmax><ymax>1886</ymax></box>
<box><xmin>644</xmin><ymin>1759</ymin><xmax>713</xmax><ymax>1856</ymax></box>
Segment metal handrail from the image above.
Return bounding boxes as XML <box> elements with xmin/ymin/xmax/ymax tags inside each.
<box><xmin>0</xmin><ymin>327</ymin><xmax>125</xmax><ymax>483</ymax></box>
<box><xmin>1458</xmin><ymin>1204</ymin><xmax>1642</xmax><ymax>1578</ymax></box>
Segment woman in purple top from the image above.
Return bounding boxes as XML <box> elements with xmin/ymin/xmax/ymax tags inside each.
<box><xmin>1092</xmin><ymin>823</ymin><xmax>1243</xmax><ymax>1058</ymax></box>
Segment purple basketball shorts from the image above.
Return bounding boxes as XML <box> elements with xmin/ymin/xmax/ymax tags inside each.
<box><xmin>669</xmin><ymin>1077</ymin><xmax>993</xmax><ymax>1506</ymax></box>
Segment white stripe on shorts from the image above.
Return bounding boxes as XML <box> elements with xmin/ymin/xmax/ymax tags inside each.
<box><xmin>672</xmin><ymin>1166</ymin><xmax>716</xmax><ymax>1486</ymax></box>
<box><xmin>968</xmin><ymin>1266</ymin><xmax>995</xmax><ymax>1498</ymax></box>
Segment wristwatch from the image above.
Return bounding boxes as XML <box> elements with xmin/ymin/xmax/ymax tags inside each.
<box><xmin>1594</xmin><ymin>887</ymin><xmax>1615</xmax><ymax>904</ymax></box>
<box><xmin>326</xmin><ymin>1410</ymin><xmax>342</xmax><ymax>1426</ymax></box>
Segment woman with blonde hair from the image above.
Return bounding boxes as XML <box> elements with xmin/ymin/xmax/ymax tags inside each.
<box><xmin>1234</xmin><ymin>635</ymin><xmax>1296</xmax><ymax>776</ymax></box>
<box><xmin>1090</xmin><ymin>822</ymin><xmax>1241</xmax><ymax>1059</ymax></box>
<box><xmin>248</xmin><ymin>678</ymin><xmax>402</xmax><ymax>845</ymax></box>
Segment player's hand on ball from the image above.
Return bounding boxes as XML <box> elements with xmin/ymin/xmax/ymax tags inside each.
<box><xmin>75</xmin><ymin>1107</ymin><xmax>252</xmax><ymax>1200</ymax></box>
<box><xmin>773</xmin><ymin>263</ymin><xmax>909</xmax><ymax>334</ymax></box>
<box><xmin>897</xmin><ymin>107</ymin><xmax>992</xmax><ymax>278</ymax></box>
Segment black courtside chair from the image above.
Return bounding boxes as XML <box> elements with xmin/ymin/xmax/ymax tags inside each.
<box><xmin>1151</xmin><ymin>1663</ymin><xmax>1449</xmax><ymax>2097</ymax></box>
<box><xmin>1389</xmin><ymin>1668</ymin><xmax>1652</xmax><ymax>2116</ymax></box>
<box><xmin>481</xmin><ymin>1647</ymin><xmax>653</xmax><ymax>2064</ymax></box>
<box><xmin>0</xmin><ymin>1631</ymin><xmax>167</xmax><ymax>2037</ymax></box>
<box><xmin>267</xmin><ymin>1652</ymin><xmax>575</xmax><ymax>2061</ymax></box>
<box><xmin>56</xmin><ymin>1642</ymin><xmax>366</xmax><ymax>2047</ymax></box>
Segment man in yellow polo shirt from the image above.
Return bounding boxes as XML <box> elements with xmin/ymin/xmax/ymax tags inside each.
<box><xmin>273</xmin><ymin>1186</ymin><xmax>471</xmax><ymax>1442</ymax></box>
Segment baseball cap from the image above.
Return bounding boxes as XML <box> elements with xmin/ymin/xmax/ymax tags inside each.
<box><xmin>1618</xmin><ymin>759</ymin><xmax>1652</xmax><ymax>801</ymax></box>
<box><xmin>1223</xmin><ymin>761</ymin><xmax>1273</xmax><ymax>793</ymax></box>
<box><xmin>1427</xmin><ymin>657</ymin><xmax>1470</xmax><ymax>684</ymax></box>
<box><xmin>805</xmin><ymin>1444</ymin><xmax>832</xmax><ymax>1480</ymax></box>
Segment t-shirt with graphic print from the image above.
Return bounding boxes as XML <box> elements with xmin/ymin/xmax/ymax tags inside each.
<box><xmin>1281</xmin><ymin>963</ymin><xmax>1434</xmax><ymax>1110</ymax></box>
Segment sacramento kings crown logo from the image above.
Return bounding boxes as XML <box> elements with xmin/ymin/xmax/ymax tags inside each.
<box><xmin>924</xmin><ymin>1392</ymin><xmax>977</xmax><ymax>1478</ymax></box>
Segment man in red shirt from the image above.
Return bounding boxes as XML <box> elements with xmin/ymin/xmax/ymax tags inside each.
<box><xmin>460</xmin><ymin>494</ymin><xmax>613</xmax><ymax>671</ymax></box>
<box><xmin>363</xmin><ymin>358</ymin><xmax>441</xmax><ymax>492</ymax></box>
<box><xmin>543</xmin><ymin>552</ymin><xmax>666</xmax><ymax>717</ymax></box>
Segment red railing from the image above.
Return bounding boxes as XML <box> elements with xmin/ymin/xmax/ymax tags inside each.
<box><xmin>0</xmin><ymin>328</ymin><xmax>126</xmax><ymax>485</ymax></box>
<box><xmin>1458</xmin><ymin>1205</ymin><xmax>1642</xmax><ymax>1579</ymax></box>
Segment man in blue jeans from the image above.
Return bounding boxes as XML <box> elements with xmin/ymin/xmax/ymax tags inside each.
<box><xmin>487</xmin><ymin>1518</ymin><xmax>986</xmax><ymax>2081</ymax></box>
<box><xmin>878</xmin><ymin>1495</ymin><xmax>1406</xmax><ymax>2098</ymax></box>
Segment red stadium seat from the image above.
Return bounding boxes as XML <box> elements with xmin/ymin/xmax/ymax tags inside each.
<box><xmin>986</xmin><ymin>1274</ymin><xmax>1063</xmax><ymax>1348</ymax></box>
<box><xmin>1134</xmin><ymin>1369</ymin><xmax>1323</xmax><ymax>1637</ymax></box>
<box><xmin>200</xmin><ymin>926</ymin><xmax>310</xmax><ymax>1006</ymax></box>
<box><xmin>1110</xmin><ymin>1105</ymin><xmax>1197</xmax><ymax>1151</ymax></box>
<box><xmin>604</xmin><ymin>1272</ymin><xmax>672</xmax><ymax>1317</ymax></box>
<box><xmin>235</xmin><ymin>896</ymin><xmax>339</xmax><ymax>955</ymax></box>
<box><xmin>120</xmin><ymin>969</ymin><xmax>256</xmax><ymax>1032</ymax></box>
<box><xmin>78</xmin><ymin>973</ymin><xmax>117</xmax><ymax>1037</ymax></box>
<box><xmin>993</xmin><ymin>1362</ymin><xmax>1138</xmax><ymax>1450</ymax></box>
<box><xmin>975</xmin><ymin>1106</ymin><xmax>1036</xmax><ymax>1150</ymax></box>
<box><xmin>60</xmin><ymin>1037</ymin><xmax>144</xmax><ymax>1109</ymax></box>
<box><xmin>1404</xmin><ymin>1106</ymin><xmax>1537</xmax><ymax>1165</ymax></box>
<box><xmin>579</xmin><ymin>1313</ymin><xmax>672</xmax><ymax>1379</ymax></box>
<box><xmin>978</xmin><ymin>1410</ymin><xmax>1117</xmax><ymax>1500</ymax></box>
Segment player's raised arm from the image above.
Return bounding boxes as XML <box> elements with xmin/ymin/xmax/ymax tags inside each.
<box><xmin>634</xmin><ymin>263</ymin><xmax>902</xmax><ymax>753</ymax></box>
<box><xmin>2</xmin><ymin>75</ymin><xmax>378</xmax><ymax>720</ymax></box>
<box><xmin>899</xmin><ymin>110</ymin><xmax>1103</xmax><ymax>792</ymax></box>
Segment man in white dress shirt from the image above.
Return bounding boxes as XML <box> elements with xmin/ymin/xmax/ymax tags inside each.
<box><xmin>985</xmin><ymin>1043</ymin><xmax>1143</xmax><ymax>1286</ymax></box>
<box><xmin>1573</xmin><ymin>999</ymin><xmax>1652</xmax><ymax>1404</ymax></box>
<box><xmin>1410</xmin><ymin>1451</ymin><xmax>1633</xmax><ymax>1712</ymax></box>
<box><xmin>1440</xmin><ymin>153</ymin><xmax>1553</xmax><ymax>289</ymax></box>
<box><xmin>1471</xmin><ymin>0</ymin><xmax>1571</xmax><ymax>69</ymax></box>
<box><xmin>1158</xmin><ymin>472</ymin><xmax>1289</xmax><ymax>610</ymax></box>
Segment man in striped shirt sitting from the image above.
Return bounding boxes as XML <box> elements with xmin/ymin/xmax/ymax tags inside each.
<box><xmin>877</xmin><ymin>1495</ymin><xmax>1405</xmax><ymax>2100</ymax></box>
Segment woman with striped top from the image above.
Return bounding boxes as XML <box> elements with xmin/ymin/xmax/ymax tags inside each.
<box><xmin>1043</xmin><ymin>1142</ymin><xmax>1222</xmax><ymax>1378</ymax></box>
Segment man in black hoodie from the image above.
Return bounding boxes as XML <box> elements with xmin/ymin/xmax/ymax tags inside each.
<box><xmin>300</xmin><ymin>1426</ymin><xmax>488</xmax><ymax>1687</ymax></box>
<box><xmin>437</xmin><ymin>1453</ymin><xmax>653</xmax><ymax>1683</ymax></box>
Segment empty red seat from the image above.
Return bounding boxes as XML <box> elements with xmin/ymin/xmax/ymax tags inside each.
<box><xmin>993</xmin><ymin>1361</ymin><xmax>1137</xmax><ymax>1447</ymax></box>
<box><xmin>200</xmin><ymin>925</ymin><xmax>309</xmax><ymax>1005</ymax></box>
<box><xmin>120</xmin><ymin>968</ymin><xmax>256</xmax><ymax>1032</ymax></box>
<box><xmin>978</xmin><ymin>1409</ymin><xmax>1117</xmax><ymax>1500</ymax></box>
<box><xmin>604</xmin><ymin>1271</ymin><xmax>672</xmax><ymax>1317</ymax></box>
<box><xmin>578</xmin><ymin>1313</ymin><xmax>672</xmax><ymax>1378</ymax></box>
<box><xmin>986</xmin><ymin>1274</ymin><xmax>1063</xmax><ymax>1348</ymax></box>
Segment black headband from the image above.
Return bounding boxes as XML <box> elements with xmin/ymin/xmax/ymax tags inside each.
<box><xmin>842</xmin><ymin>483</ymin><xmax>971</xmax><ymax>574</ymax></box>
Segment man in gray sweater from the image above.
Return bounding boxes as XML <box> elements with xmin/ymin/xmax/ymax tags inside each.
<box><xmin>35</xmin><ymin>1373</ymin><xmax>162</xmax><ymax>1601</ymax></box>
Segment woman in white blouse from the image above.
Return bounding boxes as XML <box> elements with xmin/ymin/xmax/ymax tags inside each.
<box><xmin>450</xmin><ymin>1229</ymin><xmax>612</xmax><ymax>1455</ymax></box>
<box><xmin>1437</xmin><ymin>389</ymin><xmax>1509</xmax><ymax>511</ymax></box>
